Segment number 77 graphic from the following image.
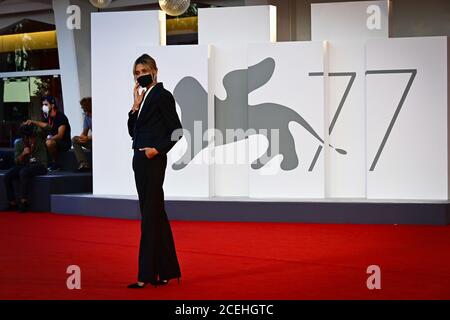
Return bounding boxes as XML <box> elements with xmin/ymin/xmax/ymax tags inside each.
<box><xmin>307</xmin><ymin>69</ymin><xmax>417</xmax><ymax>172</ymax></box>
<box><xmin>307</xmin><ymin>72</ymin><xmax>356</xmax><ymax>172</ymax></box>
<box><xmin>365</xmin><ymin>69</ymin><xmax>417</xmax><ymax>171</ymax></box>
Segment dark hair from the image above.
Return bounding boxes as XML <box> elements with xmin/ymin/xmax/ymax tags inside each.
<box><xmin>42</xmin><ymin>95</ymin><xmax>57</xmax><ymax>109</ymax></box>
<box><xmin>80</xmin><ymin>97</ymin><xmax>92</xmax><ymax>113</ymax></box>
<box><xmin>19</xmin><ymin>123</ymin><xmax>34</xmax><ymax>138</ymax></box>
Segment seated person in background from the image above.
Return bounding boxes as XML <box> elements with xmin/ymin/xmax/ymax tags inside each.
<box><xmin>2</xmin><ymin>122</ymin><xmax>48</xmax><ymax>213</ymax></box>
<box><xmin>72</xmin><ymin>97</ymin><xmax>92</xmax><ymax>172</ymax></box>
<box><xmin>33</xmin><ymin>96</ymin><xmax>72</xmax><ymax>172</ymax></box>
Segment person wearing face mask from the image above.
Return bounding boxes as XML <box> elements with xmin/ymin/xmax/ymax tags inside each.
<box><xmin>28</xmin><ymin>96</ymin><xmax>72</xmax><ymax>172</ymax></box>
<box><xmin>72</xmin><ymin>97</ymin><xmax>92</xmax><ymax>172</ymax></box>
<box><xmin>126</xmin><ymin>54</ymin><xmax>183</xmax><ymax>289</ymax></box>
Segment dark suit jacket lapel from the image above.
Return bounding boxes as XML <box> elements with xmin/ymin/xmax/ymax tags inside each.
<box><xmin>136</xmin><ymin>82</ymin><xmax>163</xmax><ymax>125</ymax></box>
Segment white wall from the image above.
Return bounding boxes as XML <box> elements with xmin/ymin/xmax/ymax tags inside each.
<box><xmin>198</xmin><ymin>5</ymin><xmax>276</xmax><ymax>197</ymax></box>
<box><xmin>365</xmin><ymin>36</ymin><xmax>448</xmax><ymax>200</ymax></box>
<box><xmin>311</xmin><ymin>0</ymin><xmax>389</xmax><ymax>198</ymax></box>
<box><xmin>91</xmin><ymin>10</ymin><xmax>165</xmax><ymax>195</ymax></box>
<box><xmin>135</xmin><ymin>44</ymin><xmax>214</xmax><ymax>197</ymax></box>
<box><xmin>324</xmin><ymin>42</ymin><xmax>370</xmax><ymax>198</ymax></box>
<box><xmin>247</xmin><ymin>41</ymin><xmax>327</xmax><ymax>198</ymax></box>
<box><xmin>87</xmin><ymin>7</ymin><xmax>449</xmax><ymax>202</ymax></box>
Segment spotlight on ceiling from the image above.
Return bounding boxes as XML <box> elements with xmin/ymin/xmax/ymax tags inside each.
<box><xmin>159</xmin><ymin>0</ymin><xmax>191</xmax><ymax>17</ymax></box>
<box><xmin>89</xmin><ymin>0</ymin><xmax>112</xmax><ymax>9</ymax></box>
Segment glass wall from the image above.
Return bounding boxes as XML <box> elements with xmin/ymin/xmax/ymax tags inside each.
<box><xmin>166</xmin><ymin>4</ymin><xmax>199</xmax><ymax>45</ymax></box>
<box><xmin>0</xmin><ymin>19</ymin><xmax>59</xmax><ymax>71</ymax></box>
<box><xmin>165</xmin><ymin>3</ymin><xmax>228</xmax><ymax>45</ymax></box>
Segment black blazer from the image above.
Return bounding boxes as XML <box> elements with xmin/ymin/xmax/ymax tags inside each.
<box><xmin>128</xmin><ymin>82</ymin><xmax>183</xmax><ymax>154</ymax></box>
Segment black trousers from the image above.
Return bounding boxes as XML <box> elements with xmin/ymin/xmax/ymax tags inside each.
<box><xmin>4</xmin><ymin>163</ymin><xmax>47</xmax><ymax>201</ymax></box>
<box><xmin>132</xmin><ymin>149</ymin><xmax>181</xmax><ymax>283</ymax></box>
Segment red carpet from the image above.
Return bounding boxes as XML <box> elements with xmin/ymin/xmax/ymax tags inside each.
<box><xmin>0</xmin><ymin>212</ymin><xmax>449</xmax><ymax>300</ymax></box>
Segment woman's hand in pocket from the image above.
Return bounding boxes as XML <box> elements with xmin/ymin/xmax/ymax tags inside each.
<box><xmin>139</xmin><ymin>147</ymin><xmax>159</xmax><ymax>159</ymax></box>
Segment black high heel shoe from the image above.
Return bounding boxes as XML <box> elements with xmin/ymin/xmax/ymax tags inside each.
<box><xmin>157</xmin><ymin>277</ymin><xmax>181</xmax><ymax>286</ymax></box>
<box><xmin>127</xmin><ymin>282</ymin><xmax>150</xmax><ymax>289</ymax></box>
<box><xmin>127</xmin><ymin>277</ymin><xmax>181</xmax><ymax>288</ymax></box>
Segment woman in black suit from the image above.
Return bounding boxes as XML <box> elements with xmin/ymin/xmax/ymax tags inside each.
<box><xmin>127</xmin><ymin>54</ymin><xmax>183</xmax><ymax>288</ymax></box>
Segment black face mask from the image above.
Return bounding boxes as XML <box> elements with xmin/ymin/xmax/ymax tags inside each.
<box><xmin>137</xmin><ymin>74</ymin><xmax>153</xmax><ymax>88</ymax></box>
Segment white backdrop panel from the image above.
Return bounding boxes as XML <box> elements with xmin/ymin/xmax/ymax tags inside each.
<box><xmin>135</xmin><ymin>45</ymin><xmax>213</xmax><ymax>197</ymax></box>
<box><xmin>323</xmin><ymin>41</ymin><xmax>369</xmax><ymax>198</ymax></box>
<box><xmin>91</xmin><ymin>11</ymin><xmax>165</xmax><ymax>195</ymax></box>
<box><xmin>198</xmin><ymin>6</ymin><xmax>276</xmax><ymax>197</ymax></box>
<box><xmin>366</xmin><ymin>37</ymin><xmax>448</xmax><ymax>200</ymax></box>
<box><xmin>247</xmin><ymin>41</ymin><xmax>327</xmax><ymax>198</ymax></box>
<box><xmin>312</xmin><ymin>1</ymin><xmax>389</xmax><ymax>198</ymax></box>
